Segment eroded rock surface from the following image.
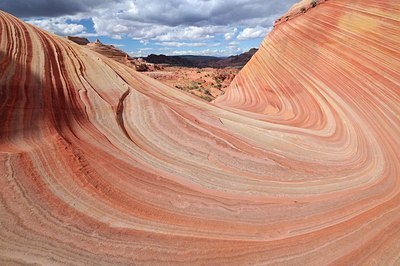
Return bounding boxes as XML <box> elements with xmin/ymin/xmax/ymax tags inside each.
<box><xmin>1</xmin><ymin>0</ymin><xmax>400</xmax><ymax>264</ymax></box>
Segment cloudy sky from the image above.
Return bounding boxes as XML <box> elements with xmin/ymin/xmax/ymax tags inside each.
<box><xmin>1</xmin><ymin>0</ymin><xmax>299</xmax><ymax>57</ymax></box>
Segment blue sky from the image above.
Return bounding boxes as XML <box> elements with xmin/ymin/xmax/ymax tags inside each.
<box><xmin>1</xmin><ymin>0</ymin><xmax>300</xmax><ymax>57</ymax></box>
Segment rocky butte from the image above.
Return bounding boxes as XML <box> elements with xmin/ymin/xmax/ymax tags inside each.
<box><xmin>0</xmin><ymin>0</ymin><xmax>399</xmax><ymax>264</ymax></box>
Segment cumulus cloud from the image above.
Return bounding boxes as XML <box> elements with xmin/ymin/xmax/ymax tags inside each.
<box><xmin>2</xmin><ymin>0</ymin><xmax>298</xmax><ymax>40</ymax></box>
<box><xmin>155</xmin><ymin>42</ymin><xmax>208</xmax><ymax>48</ymax></box>
<box><xmin>169</xmin><ymin>49</ymin><xmax>225</xmax><ymax>56</ymax></box>
<box><xmin>26</xmin><ymin>18</ymin><xmax>86</xmax><ymax>36</ymax></box>
<box><xmin>154</xmin><ymin>26</ymin><xmax>228</xmax><ymax>41</ymax></box>
<box><xmin>224</xmin><ymin>28</ymin><xmax>238</xmax><ymax>41</ymax></box>
<box><xmin>88</xmin><ymin>0</ymin><xmax>298</xmax><ymax>41</ymax></box>
<box><xmin>111</xmin><ymin>0</ymin><xmax>296</xmax><ymax>27</ymax></box>
<box><xmin>155</xmin><ymin>41</ymin><xmax>222</xmax><ymax>48</ymax></box>
<box><xmin>237</xmin><ymin>26</ymin><xmax>271</xmax><ymax>40</ymax></box>
<box><xmin>1</xmin><ymin>0</ymin><xmax>299</xmax><ymax>56</ymax></box>
<box><xmin>132</xmin><ymin>47</ymin><xmax>156</xmax><ymax>57</ymax></box>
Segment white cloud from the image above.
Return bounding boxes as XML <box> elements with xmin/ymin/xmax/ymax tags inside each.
<box><xmin>132</xmin><ymin>48</ymin><xmax>155</xmax><ymax>57</ymax></box>
<box><xmin>26</xmin><ymin>18</ymin><xmax>85</xmax><ymax>36</ymax></box>
<box><xmin>169</xmin><ymin>49</ymin><xmax>224</xmax><ymax>56</ymax></box>
<box><xmin>19</xmin><ymin>0</ymin><xmax>297</xmax><ymax>42</ymax></box>
<box><xmin>153</xmin><ymin>26</ymin><xmax>220</xmax><ymax>41</ymax></box>
<box><xmin>224</xmin><ymin>28</ymin><xmax>237</xmax><ymax>41</ymax></box>
<box><xmin>110</xmin><ymin>44</ymin><xmax>125</xmax><ymax>47</ymax></box>
<box><xmin>155</xmin><ymin>42</ymin><xmax>208</xmax><ymax>48</ymax></box>
<box><xmin>237</xmin><ymin>26</ymin><xmax>271</xmax><ymax>40</ymax></box>
<box><xmin>155</xmin><ymin>42</ymin><xmax>221</xmax><ymax>48</ymax></box>
<box><xmin>7</xmin><ymin>0</ymin><xmax>301</xmax><ymax>56</ymax></box>
<box><xmin>75</xmin><ymin>32</ymin><xmax>102</xmax><ymax>37</ymax></box>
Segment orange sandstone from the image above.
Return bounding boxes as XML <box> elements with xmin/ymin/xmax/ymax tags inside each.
<box><xmin>0</xmin><ymin>0</ymin><xmax>400</xmax><ymax>264</ymax></box>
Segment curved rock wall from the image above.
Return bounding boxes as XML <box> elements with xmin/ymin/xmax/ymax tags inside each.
<box><xmin>1</xmin><ymin>0</ymin><xmax>400</xmax><ymax>264</ymax></box>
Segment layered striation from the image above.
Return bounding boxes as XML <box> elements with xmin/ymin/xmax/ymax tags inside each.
<box><xmin>1</xmin><ymin>0</ymin><xmax>400</xmax><ymax>264</ymax></box>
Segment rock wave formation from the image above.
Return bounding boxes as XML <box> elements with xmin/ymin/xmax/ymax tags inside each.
<box><xmin>1</xmin><ymin>0</ymin><xmax>400</xmax><ymax>264</ymax></box>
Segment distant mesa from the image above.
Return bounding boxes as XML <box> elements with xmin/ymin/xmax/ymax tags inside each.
<box><xmin>143</xmin><ymin>48</ymin><xmax>258</xmax><ymax>68</ymax></box>
<box><xmin>144</xmin><ymin>54</ymin><xmax>199</xmax><ymax>67</ymax></box>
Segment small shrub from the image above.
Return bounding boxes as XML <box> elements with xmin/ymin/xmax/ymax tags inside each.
<box><xmin>311</xmin><ymin>0</ymin><xmax>317</xmax><ymax>7</ymax></box>
<box><xmin>200</xmin><ymin>95</ymin><xmax>213</xmax><ymax>102</ymax></box>
<box><xmin>189</xmin><ymin>81</ymin><xmax>199</xmax><ymax>90</ymax></box>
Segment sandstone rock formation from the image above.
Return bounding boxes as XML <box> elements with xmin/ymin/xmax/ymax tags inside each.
<box><xmin>1</xmin><ymin>0</ymin><xmax>400</xmax><ymax>264</ymax></box>
<box><xmin>66</xmin><ymin>36</ymin><xmax>90</xmax><ymax>45</ymax></box>
<box><xmin>67</xmin><ymin>36</ymin><xmax>157</xmax><ymax>72</ymax></box>
<box><xmin>86</xmin><ymin>40</ymin><xmax>156</xmax><ymax>72</ymax></box>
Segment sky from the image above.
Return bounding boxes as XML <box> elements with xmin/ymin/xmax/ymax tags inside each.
<box><xmin>0</xmin><ymin>0</ymin><xmax>300</xmax><ymax>57</ymax></box>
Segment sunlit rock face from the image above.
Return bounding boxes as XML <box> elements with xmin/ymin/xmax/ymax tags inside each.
<box><xmin>1</xmin><ymin>0</ymin><xmax>400</xmax><ymax>264</ymax></box>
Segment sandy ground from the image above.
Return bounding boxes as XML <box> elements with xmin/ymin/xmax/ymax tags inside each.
<box><xmin>143</xmin><ymin>66</ymin><xmax>240</xmax><ymax>101</ymax></box>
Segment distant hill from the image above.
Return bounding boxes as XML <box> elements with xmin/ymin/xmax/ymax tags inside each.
<box><xmin>142</xmin><ymin>48</ymin><xmax>258</xmax><ymax>68</ymax></box>
<box><xmin>212</xmin><ymin>48</ymin><xmax>258</xmax><ymax>68</ymax></box>
<box><xmin>143</xmin><ymin>54</ymin><xmax>197</xmax><ymax>67</ymax></box>
<box><xmin>179</xmin><ymin>55</ymin><xmax>221</xmax><ymax>67</ymax></box>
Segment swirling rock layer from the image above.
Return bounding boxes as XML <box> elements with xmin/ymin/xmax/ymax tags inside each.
<box><xmin>1</xmin><ymin>0</ymin><xmax>400</xmax><ymax>264</ymax></box>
